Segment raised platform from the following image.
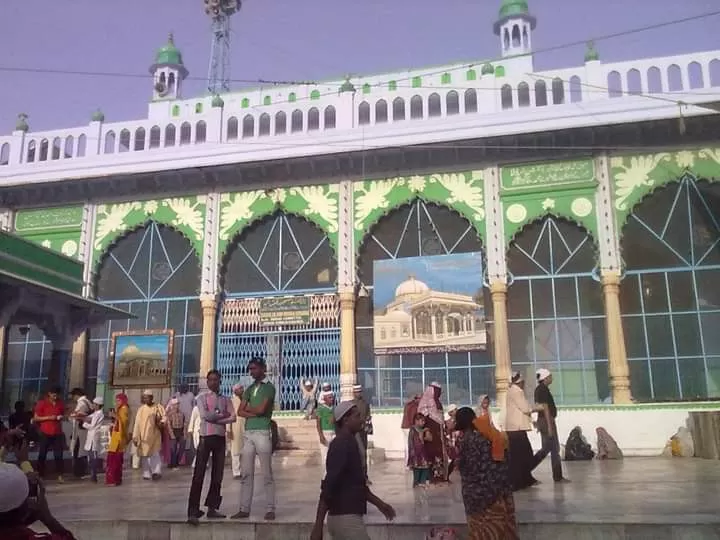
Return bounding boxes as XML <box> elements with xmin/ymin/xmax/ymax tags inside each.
<box><xmin>40</xmin><ymin>457</ymin><xmax>720</xmax><ymax>540</ymax></box>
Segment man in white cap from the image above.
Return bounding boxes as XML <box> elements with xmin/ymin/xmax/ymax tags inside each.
<box><xmin>132</xmin><ymin>389</ymin><xmax>166</xmax><ymax>481</ymax></box>
<box><xmin>310</xmin><ymin>401</ymin><xmax>395</xmax><ymax>540</ymax></box>
<box><xmin>530</xmin><ymin>368</ymin><xmax>568</xmax><ymax>483</ymax></box>
<box><xmin>0</xmin><ymin>462</ymin><xmax>76</xmax><ymax>539</ymax></box>
<box><xmin>81</xmin><ymin>397</ymin><xmax>105</xmax><ymax>483</ymax></box>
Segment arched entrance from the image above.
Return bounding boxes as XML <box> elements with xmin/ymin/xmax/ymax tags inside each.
<box><xmin>620</xmin><ymin>177</ymin><xmax>720</xmax><ymax>401</ymax></box>
<box><xmin>356</xmin><ymin>200</ymin><xmax>490</xmax><ymax>407</ymax></box>
<box><xmin>218</xmin><ymin>213</ymin><xmax>338</xmax><ymax>410</ymax></box>
<box><xmin>506</xmin><ymin>216</ymin><xmax>607</xmax><ymax>404</ymax></box>
<box><xmin>91</xmin><ymin>222</ymin><xmax>202</xmax><ymax>390</ymax></box>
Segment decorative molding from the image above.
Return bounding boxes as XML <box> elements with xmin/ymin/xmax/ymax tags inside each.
<box><xmin>611</xmin><ymin>146</ymin><xmax>720</xmax><ymax>231</ymax></box>
<box><xmin>337</xmin><ymin>179</ymin><xmax>355</xmax><ymax>291</ymax></box>
<box><xmin>500</xmin><ymin>159</ymin><xmax>596</xmax><ymax>195</ymax></box>
<box><xmin>200</xmin><ymin>192</ymin><xmax>220</xmax><ymax>296</ymax></box>
<box><xmin>483</xmin><ymin>165</ymin><xmax>506</xmax><ymax>283</ymax></box>
<box><xmin>92</xmin><ymin>195</ymin><xmax>207</xmax><ymax>267</ymax></box>
<box><xmin>353</xmin><ymin>170</ymin><xmax>486</xmax><ymax>249</ymax></box>
<box><xmin>217</xmin><ymin>185</ymin><xmax>340</xmax><ymax>258</ymax></box>
<box><xmin>80</xmin><ymin>203</ymin><xmax>97</xmax><ymax>297</ymax></box>
<box><xmin>594</xmin><ymin>154</ymin><xmax>621</xmax><ymax>272</ymax></box>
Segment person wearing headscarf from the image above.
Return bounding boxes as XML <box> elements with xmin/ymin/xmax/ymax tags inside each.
<box><xmin>105</xmin><ymin>393</ymin><xmax>130</xmax><ymax>486</ymax></box>
<box><xmin>417</xmin><ymin>382</ymin><xmax>449</xmax><ymax>483</ymax></box>
<box><xmin>132</xmin><ymin>389</ymin><xmax>166</xmax><ymax>481</ymax></box>
<box><xmin>475</xmin><ymin>395</ymin><xmax>491</xmax><ymax>417</ymax></box>
<box><xmin>596</xmin><ymin>427</ymin><xmax>623</xmax><ymax>460</ymax></box>
<box><xmin>505</xmin><ymin>371</ymin><xmax>546</xmax><ymax>490</ymax></box>
<box><xmin>455</xmin><ymin>407</ymin><xmax>518</xmax><ymax>540</ymax></box>
<box><xmin>400</xmin><ymin>394</ymin><xmax>422</xmax><ymax>464</ymax></box>
<box><xmin>0</xmin><ymin>463</ymin><xmax>77</xmax><ymax>539</ymax></box>
<box><xmin>227</xmin><ymin>383</ymin><xmax>246</xmax><ymax>478</ymax></box>
<box><xmin>530</xmin><ymin>369</ymin><xmax>568</xmax><ymax>483</ymax></box>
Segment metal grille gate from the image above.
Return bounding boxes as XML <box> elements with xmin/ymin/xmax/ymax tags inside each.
<box><xmin>217</xmin><ymin>294</ymin><xmax>340</xmax><ymax>410</ymax></box>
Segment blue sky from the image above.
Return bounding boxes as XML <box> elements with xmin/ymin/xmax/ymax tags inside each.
<box><xmin>373</xmin><ymin>252</ymin><xmax>483</xmax><ymax>307</ymax></box>
<box><xmin>0</xmin><ymin>0</ymin><xmax>718</xmax><ymax>131</ymax></box>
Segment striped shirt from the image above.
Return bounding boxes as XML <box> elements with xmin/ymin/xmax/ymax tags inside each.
<box><xmin>196</xmin><ymin>391</ymin><xmax>236</xmax><ymax>437</ymax></box>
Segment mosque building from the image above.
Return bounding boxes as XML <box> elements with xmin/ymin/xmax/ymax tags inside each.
<box><xmin>0</xmin><ymin>0</ymin><xmax>719</xmax><ymax>451</ymax></box>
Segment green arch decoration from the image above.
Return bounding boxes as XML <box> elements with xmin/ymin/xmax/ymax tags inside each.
<box><xmin>611</xmin><ymin>146</ymin><xmax>720</xmax><ymax>229</ymax></box>
<box><xmin>353</xmin><ymin>170</ymin><xmax>486</xmax><ymax>250</ymax></box>
<box><xmin>502</xmin><ymin>193</ymin><xmax>599</xmax><ymax>246</ymax></box>
<box><xmin>92</xmin><ymin>196</ymin><xmax>207</xmax><ymax>268</ymax></box>
<box><xmin>217</xmin><ymin>185</ymin><xmax>340</xmax><ymax>258</ymax></box>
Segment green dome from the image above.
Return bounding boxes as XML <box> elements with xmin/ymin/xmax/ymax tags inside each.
<box><xmin>499</xmin><ymin>0</ymin><xmax>529</xmax><ymax>18</ymax></box>
<box><xmin>585</xmin><ymin>41</ymin><xmax>599</xmax><ymax>62</ymax></box>
<box><xmin>481</xmin><ymin>63</ymin><xmax>495</xmax><ymax>75</ymax></box>
<box><xmin>211</xmin><ymin>95</ymin><xmax>225</xmax><ymax>108</ymax></box>
<box><xmin>494</xmin><ymin>0</ymin><xmax>536</xmax><ymax>34</ymax></box>
<box><xmin>91</xmin><ymin>109</ymin><xmax>105</xmax><ymax>122</ymax></box>
<box><xmin>155</xmin><ymin>33</ymin><xmax>184</xmax><ymax>66</ymax></box>
<box><xmin>339</xmin><ymin>77</ymin><xmax>356</xmax><ymax>93</ymax></box>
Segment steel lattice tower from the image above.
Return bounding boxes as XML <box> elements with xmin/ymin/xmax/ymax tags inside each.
<box><xmin>205</xmin><ymin>0</ymin><xmax>240</xmax><ymax>94</ymax></box>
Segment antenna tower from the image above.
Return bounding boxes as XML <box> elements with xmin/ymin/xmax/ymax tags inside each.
<box><xmin>204</xmin><ymin>0</ymin><xmax>240</xmax><ymax>94</ymax></box>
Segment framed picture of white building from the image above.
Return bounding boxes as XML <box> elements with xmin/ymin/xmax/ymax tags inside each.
<box><xmin>373</xmin><ymin>252</ymin><xmax>486</xmax><ymax>354</ymax></box>
<box><xmin>109</xmin><ymin>330</ymin><xmax>175</xmax><ymax>388</ymax></box>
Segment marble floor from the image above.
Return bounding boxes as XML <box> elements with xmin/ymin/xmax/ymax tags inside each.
<box><xmin>45</xmin><ymin>457</ymin><xmax>720</xmax><ymax>526</ymax></box>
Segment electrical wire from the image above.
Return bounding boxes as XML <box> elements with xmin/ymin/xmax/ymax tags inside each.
<box><xmin>0</xmin><ymin>9</ymin><xmax>716</xmax><ymax>91</ymax></box>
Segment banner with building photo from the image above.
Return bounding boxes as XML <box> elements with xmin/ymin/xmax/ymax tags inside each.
<box><xmin>373</xmin><ymin>252</ymin><xmax>486</xmax><ymax>354</ymax></box>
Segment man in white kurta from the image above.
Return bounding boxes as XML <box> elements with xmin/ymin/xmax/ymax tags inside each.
<box><xmin>132</xmin><ymin>389</ymin><xmax>166</xmax><ymax>480</ymax></box>
<box><xmin>227</xmin><ymin>384</ymin><xmax>246</xmax><ymax>478</ymax></box>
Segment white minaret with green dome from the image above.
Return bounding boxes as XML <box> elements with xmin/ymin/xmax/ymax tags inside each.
<box><xmin>150</xmin><ymin>34</ymin><xmax>189</xmax><ymax>101</ymax></box>
<box><xmin>494</xmin><ymin>0</ymin><xmax>536</xmax><ymax>59</ymax></box>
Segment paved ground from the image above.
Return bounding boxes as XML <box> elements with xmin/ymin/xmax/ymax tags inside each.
<box><xmin>45</xmin><ymin>456</ymin><xmax>720</xmax><ymax>526</ymax></box>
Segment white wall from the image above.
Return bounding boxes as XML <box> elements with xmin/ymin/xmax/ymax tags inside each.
<box><xmin>370</xmin><ymin>404</ymin><xmax>720</xmax><ymax>459</ymax></box>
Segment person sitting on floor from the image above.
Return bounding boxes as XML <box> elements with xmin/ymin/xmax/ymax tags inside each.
<box><xmin>564</xmin><ymin>427</ymin><xmax>595</xmax><ymax>461</ymax></box>
<box><xmin>596</xmin><ymin>427</ymin><xmax>623</xmax><ymax>460</ymax></box>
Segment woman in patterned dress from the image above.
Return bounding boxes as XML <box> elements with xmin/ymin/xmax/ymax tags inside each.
<box><xmin>456</xmin><ymin>407</ymin><xmax>518</xmax><ymax>540</ymax></box>
<box><xmin>417</xmin><ymin>383</ymin><xmax>449</xmax><ymax>483</ymax></box>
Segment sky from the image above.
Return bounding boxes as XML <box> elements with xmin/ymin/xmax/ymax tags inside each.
<box><xmin>0</xmin><ymin>0</ymin><xmax>718</xmax><ymax>132</ymax></box>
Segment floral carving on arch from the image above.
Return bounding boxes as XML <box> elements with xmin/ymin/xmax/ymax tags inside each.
<box><xmin>217</xmin><ymin>185</ymin><xmax>340</xmax><ymax>258</ymax></box>
<box><xmin>611</xmin><ymin>147</ymin><xmax>720</xmax><ymax>229</ymax></box>
<box><xmin>92</xmin><ymin>196</ymin><xmax>206</xmax><ymax>268</ymax></box>
<box><xmin>353</xmin><ymin>171</ymin><xmax>486</xmax><ymax>249</ymax></box>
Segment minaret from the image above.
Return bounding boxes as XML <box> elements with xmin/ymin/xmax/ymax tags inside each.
<box><xmin>149</xmin><ymin>34</ymin><xmax>189</xmax><ymax>101</ymax></box>
<box><xmin>493</xmin><ymin>0</ymin><xmax>536</xmax><ymax>59</ymax></box>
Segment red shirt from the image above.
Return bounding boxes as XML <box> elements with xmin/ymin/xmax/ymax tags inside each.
<box><xmin>34</xmin><ymin>399</ymin><xmax>65</xmax><ymax>436</ymax></box>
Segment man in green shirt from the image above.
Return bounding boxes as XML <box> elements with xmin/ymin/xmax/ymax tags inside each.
<box><xmin>231</xmin><ymin>357</ymin><xmax>276</xmax><ymax>521</ymax></box>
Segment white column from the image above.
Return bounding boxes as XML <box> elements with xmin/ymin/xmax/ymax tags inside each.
<box><xmin>337</xmin><ymin>179</ymin><xmax>357</xmax><ymax>400</ymax></box>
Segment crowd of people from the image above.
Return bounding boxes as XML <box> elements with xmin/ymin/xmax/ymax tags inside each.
<box><xmin>0</xmin><ymin>361</ymin><xmax>624</xmax><ymax>540</ymax></box>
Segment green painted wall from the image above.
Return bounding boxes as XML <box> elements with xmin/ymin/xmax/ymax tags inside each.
<box><xmin>14</xmin><ymin>206</ymin><xmax>84</xmax><ymax>259</ymax></box>
<box><xmin>499</xmin><ymin>159</ymin><xmax>599</xmax><ymax>244</ymax></box>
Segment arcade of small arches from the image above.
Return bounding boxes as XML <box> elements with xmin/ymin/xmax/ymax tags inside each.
<box><xmin>1</xmin><ymin>175</ymin><xmax>719</xmax><ymax>412</ymax></box>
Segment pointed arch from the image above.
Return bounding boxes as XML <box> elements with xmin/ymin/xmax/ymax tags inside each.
<box><xmin>92</xmin><ymin>197</ymin><xmax>206</xmax><ymax>269</ymax></box>
<box><xmin>619</xmin><ymin>176</ymin><xmax>720</xmax><ymax>401</ymax></box>
<box><xmin>220</xmin><ymin>211</ymin><xmax>337</xmax><ymax>295</ymax></box>
<box><xmin>355</xmin><ymin>200</ymin><xmax>491</xmax><ymax>407</ymax></box>
<box><xmin>506</xmin><ymin>216</ymin><xmax>607</xmax><ymax>405</ymax></box>
<box><xmin>91</xmin><ymin>221</ymin><xmax>202</xmax><ymax>389</ymax></box>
